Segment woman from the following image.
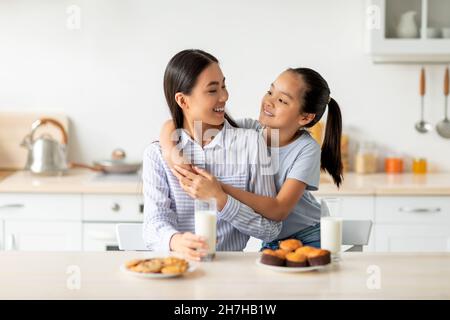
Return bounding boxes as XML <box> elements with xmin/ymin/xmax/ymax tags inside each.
<box><xmin>142</xmin><ymin>49</ymin><xmax>282</xmax><ymax>260</ymax></box>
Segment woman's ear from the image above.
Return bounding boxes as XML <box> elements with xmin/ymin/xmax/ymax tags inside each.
<box><xmin>175</xmin><ymin>92</ymin><xmax>188</xmax><ymax>110</ymax></box>
<box><xmin>298</xmin><ymin>113</ymin><xmax>316</xmax><ymax>126</ymax></box>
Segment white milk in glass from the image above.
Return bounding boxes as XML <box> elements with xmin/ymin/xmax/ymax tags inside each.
<box><xmin>320</xmin><ymin>216</ymin><xmax>342</xmax><ymax>261</ymax></box>
<box><xmin>194</xmin><ymin>199</ymin><xmax>217</xmax><ymax>261</ymax></box>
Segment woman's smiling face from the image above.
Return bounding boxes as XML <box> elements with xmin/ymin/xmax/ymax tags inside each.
<box><xmin>181</xmin><ymin>62</ymin><xmax>229</xmax><ymax>127</ymax></box>
<box><xmin>259</xmin><ymin>70</ymin><xmax>308</xmax><ymax>130</ymax></box>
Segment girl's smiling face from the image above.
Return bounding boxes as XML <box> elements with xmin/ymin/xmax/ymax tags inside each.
<box><xmin>259</xmin><ymin>70</ymin><xmax>314</xmax><ymax>130</ymax></box>
<box><xmin>177</xmin><ymin>62</ymin><xmax>229</xmax><ymax>128</ymax></box>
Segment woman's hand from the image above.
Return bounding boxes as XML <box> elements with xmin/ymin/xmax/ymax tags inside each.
<box><xmin>171</xmin><ymin>165</ymin><xmax>228</xmax><ymax>210</ymax></box>
<box><xmin>169</xmin><ymin>232</ymin><xmax>208</xmax><ymax>261</ymax></box>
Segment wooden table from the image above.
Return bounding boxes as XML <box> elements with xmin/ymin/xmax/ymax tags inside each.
<box><xmin>1</xmin><ymin>251</ymin><xmax>449</xmax><ymax>299</ymax></box>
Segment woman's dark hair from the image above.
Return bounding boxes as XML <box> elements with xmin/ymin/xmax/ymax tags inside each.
<box><xmin>163</xmin><ymin>49</ymin><xmax>237</xmax><ymax>129</ymax></box>
<box><xmin>288</xmin><ymin>68</ymin><xmax>343</xmax><ymax>188</ymax></box>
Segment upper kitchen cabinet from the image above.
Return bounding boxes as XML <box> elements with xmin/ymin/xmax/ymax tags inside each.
<box><xmin>365</xmin><ymin>0</ymin><xmax>450</xmax><ymax>63</ymax></box>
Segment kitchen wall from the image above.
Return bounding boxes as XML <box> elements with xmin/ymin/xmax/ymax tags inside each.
<box><xmin>1</xmin><ymin>0</ymin><xmax>449</xmax><ymax>171</ymax></box>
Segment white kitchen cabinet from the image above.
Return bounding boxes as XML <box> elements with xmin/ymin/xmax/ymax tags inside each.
<box><xmin>82</xmin><ymin>194</ymin><xmax>144</xmax><ymax>222</ymax></box>
<box><xmin>374</xmin><ymin>196</ymin><xmax>450</xmax><ymax>252</ymax></box>
<box><xmin>374</xmin><ymin>225</ymin><xmax>450</xmax><ymax>252</ymax></box>
<box><xmin>4</xmin><ymin>220</ymin><xmax>82</xmax><ymax>251</ymax></box>
<box><xmin>0</xmin><ymin>193</ymin><xmax>82</xmax><ymax>221</ymax></box>
<box><xmin>83</xmin><ymin>223</ymin><xmax>119</xmax><ymax>251</ymax></box>
<box><xmin>375</xmin><ymin>196</ymin><xmax>450</xmax><ymax>224</ymax></box>
<box><xmin>366</xmin><ymin>0</ymin><xmax>450</xmax><ymax>62</ymax></box>
<box><xmin>0</xmin><ymin>193</ymin><xmax>144</xmax><ymax>251</ymax></box>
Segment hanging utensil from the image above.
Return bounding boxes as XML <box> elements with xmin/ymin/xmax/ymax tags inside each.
<box><xmin>436</xmin><ymin>66</ymin><xmax>450</xmax><ymax>139</ymax></box>
<box><xmin>415</xmin><ymin>67</ymin><xmax>432</xmax><ymax>133</ymax></box>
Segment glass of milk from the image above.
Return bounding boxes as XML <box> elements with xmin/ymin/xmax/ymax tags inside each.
<box><xmin>320</xmin><ymin>198</ymin><xmax>342</xmax><ymax>262</ymax></box>
<box><xmin>194</xmin><ymin>198</ymin><xmax>217</xmax><ymax>261</ymax></box>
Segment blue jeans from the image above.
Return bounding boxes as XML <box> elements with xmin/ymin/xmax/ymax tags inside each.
<box><xmin>261</xmin><ymin>223</ymin><xmax>321</xmax><ymax>250</ymax></box>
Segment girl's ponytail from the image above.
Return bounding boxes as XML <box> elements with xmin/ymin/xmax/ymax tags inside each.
<box><xmin>288</xmin><ymin>68</ymin><xmax>344</xmax><ymax>188</ymax></box>
<box><xmin>321</xmin><ymin>98</ymin><xmax>343</xmax><ymax>188</ymax></box>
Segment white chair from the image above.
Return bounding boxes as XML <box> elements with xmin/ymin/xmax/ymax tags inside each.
<box><xmin>115</xmin><ymin>223</ymin><xmax>148</xmax><ymax>251</ymax></box>
<box><xmin>342</xmin><ymin>220</ymin><xmax>373</xmax><ymax>252</ymax></box>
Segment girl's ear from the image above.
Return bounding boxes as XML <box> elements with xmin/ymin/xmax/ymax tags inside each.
<box><xmin>298</xmin><ymin>113</ymin><xmax>316</xmax><ymax>127</ymax></box>
<box><xmin>175</xmin><ymin>92</ymin><xmax>188</xmax><ymax>110</ymax></box>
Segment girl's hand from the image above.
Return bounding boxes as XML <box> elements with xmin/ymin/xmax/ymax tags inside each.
<box><xmin>160</xmin><ymin>119</ymin><xmax>194</xmax><ymax>173</ymax></box>
<box><xmin>171</xmin><ymin>165</ymin><xmax>228</xmax><ymax>210</ymax></box>
<box><xmin>169</xmin><ymin>232</ymin><xmax>208</xmax><ymax>261</ymax></box>
<box><xmin>162</xmin><ymin>146</ymin><xmax>194</xmax><ymax>173</ymax></box>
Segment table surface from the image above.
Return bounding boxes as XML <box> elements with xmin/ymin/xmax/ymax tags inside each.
<box><xmin>1</xmin><ymin>251</ymin><xmax>450</xmax><ymax>299</ymax></box>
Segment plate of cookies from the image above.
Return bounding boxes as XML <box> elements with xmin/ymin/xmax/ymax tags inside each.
<box><xmin>121</xmin><ymin>256</ymin><xmax>196</xmax><ymax>278</ymax></box>
<box><xmin>256</xmin><ymin>239</ymin><xmax>332</xmax><ymax>272</ymax></box>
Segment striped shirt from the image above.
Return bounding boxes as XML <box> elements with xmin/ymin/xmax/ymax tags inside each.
<box><xmin>142</xmin><ymin>120</ymin><xmax>281</xmax><ymax>252</ymax></box>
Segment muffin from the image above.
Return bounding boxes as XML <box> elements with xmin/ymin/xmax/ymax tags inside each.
<box><xmin>274</xmin><ymin>249</ymin><xmax>288</xmax><ymax>259</ymax></box>
<box><xmin>260</xmin><ymin>249</ymin><xmax>286</xmax><ymax>266</ymax></box>
<box><xmin>295</xmin><ymin>246</ymin><xmax>318</xmax><ymax>256</ymax></box>
<box><xmin>279</xmin><ymin>239</ymin><xmax>303</xmax><ymax>252</ymax></box>
<box><xmin>306</xmin><ymin>249</ymin><xmax>331</xmax><ymax>266</ymax></box>
<box><xmin>285</xmin><ymin>252</ymin><xmax>308</xmax><ymax>267</ymax></box>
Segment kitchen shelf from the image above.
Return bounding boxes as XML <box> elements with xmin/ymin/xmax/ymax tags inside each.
<box><xmin>366</xmin><ymin>0</ymin><xmax>450</xmax><ymax>63</ymax></box>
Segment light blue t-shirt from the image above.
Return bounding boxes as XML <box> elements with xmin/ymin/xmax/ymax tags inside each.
<box><xmin>236</xmin><ymin>118</ymin><xmax>321</xmax><ymax>239</ymax></box>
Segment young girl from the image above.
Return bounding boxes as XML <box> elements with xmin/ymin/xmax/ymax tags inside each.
<box><xmin>163</xmin><ymin>67</ymin><xmax>343</xmax><ymax>249</ymax></box>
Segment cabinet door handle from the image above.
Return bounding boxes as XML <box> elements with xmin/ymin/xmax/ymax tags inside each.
<box><xmin>111</xmin><ymin>203</ymin><xmax>121</xmax><ymax>212</ymax></box>
<box><xmin>0</xmin><ymin>204</ymin><xmax>25</xmax><ymax>209</ymax></box>
<box><xmin>399</xmin><ymin>207</ymin><xmax>441</xmax><ymax>214</ymax></box>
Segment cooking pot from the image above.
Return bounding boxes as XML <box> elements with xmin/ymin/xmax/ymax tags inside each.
<box><xmin>71</xmin><ymin>149</ymin><xmax>141</xmax><ymax>174</ymax></box>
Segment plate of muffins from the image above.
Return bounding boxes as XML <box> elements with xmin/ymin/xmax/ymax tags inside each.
<box><xmin>121</xmin><ymin>256</ymin><xmax>196</xmax><ymax>279</ymax></box>
<box><xmin>257</xmin><ymin>239</ymin><xmax>332</xmax><ymax>272</ymax></box>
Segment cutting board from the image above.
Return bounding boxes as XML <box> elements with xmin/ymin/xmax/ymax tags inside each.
<box><xmin>0</xmin><ymin>112</ymin><xmax>69</xmax><ymax>170</ymax></box>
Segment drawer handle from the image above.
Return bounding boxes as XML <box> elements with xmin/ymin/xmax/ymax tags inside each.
<box><xmin>399</xmin><ymin>207</ymin><xmax>441</xmax><ymax>214</ymax></box>
<box><xmin>0</xmin><ymin>204</ymin><xmax>25</xmax><ymax>209</ymax></box>
<box><xmin>111</xmin><ymin>203</ymin><xmax>121</xmax><ymax>212</ymax></box>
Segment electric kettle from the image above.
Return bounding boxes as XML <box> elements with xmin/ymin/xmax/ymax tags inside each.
<box><xmin>20</xmin><ymin>118</ymin><xmax>69</xmax><ymax>175</ymax></box>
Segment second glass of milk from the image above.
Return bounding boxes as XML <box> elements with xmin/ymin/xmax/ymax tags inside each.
<box><xmin>194</xmin><ymin>198</ymin><xmax>217</xmax><ymax>261</ymax></box>
<box><xmin>320</xmin><ymin>198</ymin><xmax>342</xmax><ymax>262</ymax></box>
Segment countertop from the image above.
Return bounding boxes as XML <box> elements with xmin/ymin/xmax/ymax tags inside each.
<box><xmin>315</xmin><ymin>172</ymin><xmax>450</xmax><ymax>196</ymax></box>
<box><xmin>0</xmin><ymin>251</ymin><xmax>449</xmax><ymax>299</ymax></box>
<box><xmin>0</xmin><ymin>169</ymin><xmax>142</xmax><ymax>194</ymax></box>
<box><xmin>1</xmin><ymin>169</ymin><xmax>450</xmax><ymax>195</ymax></box>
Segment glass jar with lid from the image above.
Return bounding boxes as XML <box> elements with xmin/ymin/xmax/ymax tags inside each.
<box><xmin>412</xmin><ymin>158</ymin><xmax>427</xmax><ymax>174</ymax></box>
<box><xmin>354</xmin><ymin>141</ymin><xmax>378</xmax><ymax>174</ymax></box>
